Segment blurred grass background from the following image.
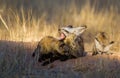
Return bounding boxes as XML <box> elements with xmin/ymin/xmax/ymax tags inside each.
<box><xmin>0</xmin><ymin>0</ymin><xmax>119</xmax><ymax>51</ymax></box>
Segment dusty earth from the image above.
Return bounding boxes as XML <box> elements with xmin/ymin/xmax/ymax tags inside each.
<box><xmin>0</xmin><ymin>40</ymin><xmax>120</xmax><ymax>78</ymax></box>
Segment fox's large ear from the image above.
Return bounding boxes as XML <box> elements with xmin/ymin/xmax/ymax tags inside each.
<box><xmin>104</xmin><ymin>43</ymin><xmax>114</xmax><ymax>52</ymax></box>
<box><xmin>95</xmin><ymin>38</ymin><xmax>103</xmax><ymax>51</ymax></box>
<box><xmin>103</xmin><ymin>41</ymin><xmax>114</xmax><ymax>52</ymax></box>
<box><xmin>75</xmin><ymin>25</ymin><xmax>87</xmax><ymax>36</ymax></box>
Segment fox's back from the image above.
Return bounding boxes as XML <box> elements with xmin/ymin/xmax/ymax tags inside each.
<box><xmin>38</xmin><ymin>36</ymin><xmax>59</xmax><ymax>52</ymax></box>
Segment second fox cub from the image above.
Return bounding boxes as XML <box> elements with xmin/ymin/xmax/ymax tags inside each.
<box><xmin>92</xmin><ymin>32</ymin><xmax>115</xmax><ymax>55</ymax></box>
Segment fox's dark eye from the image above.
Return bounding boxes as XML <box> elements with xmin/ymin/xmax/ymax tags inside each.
<box><xmin>63</xmin><ymin>29</ymin><xmax>69</xmax><ymax>33</ymax></box>
<box><xmin>67</xmin><ymin>25</ymin><xmax>73</xmax><ymax>28</ymax></box>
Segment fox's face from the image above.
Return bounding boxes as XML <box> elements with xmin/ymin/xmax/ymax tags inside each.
<box><xmin>58</xmin><ymin>25</ymin><xmax>87</xmax><ymax>40</ymax></box>
<box><xmin>94</xmin><ymin>32</ymin><xmax>115</xmax><ymax>53</ymax></box>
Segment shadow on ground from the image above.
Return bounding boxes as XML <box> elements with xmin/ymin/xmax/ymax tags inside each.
<box><xmin>0</xmin><ymin>40</ymin><xmax>120</xmax><ymax>78</ymax></box>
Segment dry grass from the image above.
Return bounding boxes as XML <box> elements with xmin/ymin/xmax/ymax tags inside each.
<box><xmin>0</xmin><ymin>0</ymin><xmax>120</xmax><ymax>78</ymax></box>
<box><xmin>0</xmin><ymin>1</ymin><xmax>119</xmax><ymax>41</ymax></box>
<box><xmin>0</xmin><ymin>1</ymin><xmax>119</xmax><ymax>51</ymax></box>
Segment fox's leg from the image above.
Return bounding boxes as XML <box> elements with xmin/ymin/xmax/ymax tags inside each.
<box><xmin>101</xmin><ymin>41</ymin><xmax>114</xmax><ymax>55</ymax></box>
<box><xmin>92</xmin><ymin>45</ymin><xmax>99</xmax><ymax>55</ymax></box>
<box><xmin>92</xmin><ymin>51</ymin><xmax>98</xmax><ymax>55</ymax></box>
<box><xmin>38</xmin><ymin>54</ymin><xmax>44</xmax><ymax>62</ymax></box>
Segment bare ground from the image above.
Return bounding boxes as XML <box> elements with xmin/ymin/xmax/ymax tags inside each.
<box><xmin>0</xmin><ymin>40</ymin><xmax>120</xmax><ymax>78</ymax></box>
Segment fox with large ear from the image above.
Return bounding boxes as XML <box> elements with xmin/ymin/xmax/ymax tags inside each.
<box><xmin>32</xmin><ymin>25</ymin><xmax>87</xmax><ymax>65</ymax></box>
<box><xmin>92</xmin><ymin>32</ymin><xmax>115</xmax><ymax>55</ymax></box>
<box><xmin>59</xmin><ymin>25</ymin><xmax>87</xmax><ymax>58</ymax></box>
